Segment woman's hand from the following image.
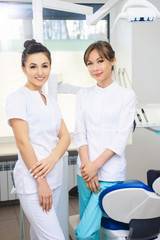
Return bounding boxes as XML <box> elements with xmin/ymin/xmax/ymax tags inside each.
<box><xmin>86</xmin><ymin>175</ymin><xmax>101</xmax><ymax>194</ymax></box>
<box><xmin>80</xmin><ymin>161</ymin><xmax>88</xmax><ymax>171</ymax></box>
<box><xmin>37</xmin><ymin>177</ymin><xmax>52</xmax><ymax>212</ymax></box>
<box><xmin>81</xmin><ymin>161</ymin><xmax>98</xmax><ymax>182</ymax></box>
<box><xmin>30</xmin><ymin>156</ymin><xmax>56</xmax><ymax>179</ymax></box>
<box><xmin>30</xmin><ymin>119</ymin><xmax>70</xmax><ymax>179</ymax></box>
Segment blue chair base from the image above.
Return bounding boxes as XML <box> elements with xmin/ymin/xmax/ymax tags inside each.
<box><xmin>100</xmin><ymin>216</ymin><xmax>129</xmax><ymax>240</ymax></box>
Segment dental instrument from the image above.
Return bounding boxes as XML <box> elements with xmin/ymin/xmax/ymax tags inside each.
<box><xmin>122</xmin><ymin>68</ymin><xmax>148</xmax><ymax>123</ymax></box>
<box><xmin>117</xmin><ymin>68</ymin><xmax>123</xmax><ymax>87</ymax></box>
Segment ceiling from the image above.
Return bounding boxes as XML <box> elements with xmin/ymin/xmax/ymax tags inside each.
<box><xmin>0</xmin><ymin>0</ymin><xmax>159</xmax><ymax>11</ymax></box>
<box><xmin>0</xmin><ymin>0</ymin><xmax>107</xmax><ymax>2</ymax></box>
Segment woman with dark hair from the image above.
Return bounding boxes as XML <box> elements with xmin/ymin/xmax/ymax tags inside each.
<box><xmin>74</xmin><ymin>41</ymin><xmax>136</xmax><ymax>240</ymax></box>
<box><xmin>6</xmin><ymin>39</ymin><xmax>70</xmax><ymax>240</ymax></box>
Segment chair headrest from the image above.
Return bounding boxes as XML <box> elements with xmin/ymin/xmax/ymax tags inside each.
<box><xmin>99</xmin><ymin>181</ymin><xmax>159</xmax><ymax>224</ymax></box>
<box><xmin>99</xmin><ymin>180</ymin><xmax>153</xmax><ymax>214</ymax></box>
<box><xmin>147</xmin><ymin>169</ymin><xmax>160</xmax><ymax>188</ymax></box>
<box><xmin>153</xmin><ymin>177</ymin><xmax>160</xmax><ymax>195</ymax></box>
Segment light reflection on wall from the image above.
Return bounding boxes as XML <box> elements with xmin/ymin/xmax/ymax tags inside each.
<box><xmin>0</xmin><ymin>6</ymin><xmax>24</xmax><ymax>52</ymax></box>
<box><xmin>0</xmin><ymin>8</ymin><xmax>10</xmax><ymax>50</ymax></box>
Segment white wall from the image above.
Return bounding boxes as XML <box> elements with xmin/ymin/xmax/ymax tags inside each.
<box><xmin>126</xmin><ymin>128</ymin><xmax>160</xmax><ymax>183</ymax></box>
<box><xmin>132</xmin><ymin>20</ymin><xmax>160</xmax><ymax>104</ymax></box>
<box><xmin>110</xmin><ymin>0</ymin><xmax>132</xmax><ymax>81</ymax></box>
<box><xmin>110</xmin><ymin>0</ymin><xmax>160</xmax><ymax>183</ymax></box>
<box><xmin>127</xmin><ymin>17</ymin><xmax>160</xmax><ymax>183</ymax></box>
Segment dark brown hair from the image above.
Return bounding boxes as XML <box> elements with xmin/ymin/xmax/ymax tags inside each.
<box><xmin>84</xmin><ymin>41</ymin><xmax>115</xmax><ymax>68</ymax></box>
<box><xmin>21</xmin><ymin>39</ymin><xmax>51</xmax><ymax>67</ymax></box>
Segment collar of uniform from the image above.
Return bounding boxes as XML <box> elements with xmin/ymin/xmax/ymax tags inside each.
<box><xmin>95</xmin><ymin>81</ymin><xmax>116</xmax><ymax>93</ymax></box>
<box><xmin>23</xmin><ymin>86</ymin><xmax>45</xmax><ymax>95</ymax></box>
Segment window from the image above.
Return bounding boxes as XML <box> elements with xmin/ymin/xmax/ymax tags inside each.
<box><xmin>0</xmin><ymin>2</ymin><xmax>109</xmax><ymax>137</ymax></box>
<box><xmin>0</xmin><ymin>2</ymin><xmax>33</xmax><ymax>137</ymax></box>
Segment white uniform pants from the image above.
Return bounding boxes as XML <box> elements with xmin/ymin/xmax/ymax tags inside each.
<box><xmin>18</xmin><ymin>186</ymin><xmax>65</xmax><ymax>240</ymax></box>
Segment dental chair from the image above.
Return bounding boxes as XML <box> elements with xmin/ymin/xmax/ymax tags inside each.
<box><xmin>99</xmin><ymin>170</ymin><xmax>160</xmax><ymax>240</ymax></box>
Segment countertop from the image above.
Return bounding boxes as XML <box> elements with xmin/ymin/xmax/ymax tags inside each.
<box><xmin>0</xmin><ymin>135</ymin><xmax>77</xmax><ymax>159</ymax></box>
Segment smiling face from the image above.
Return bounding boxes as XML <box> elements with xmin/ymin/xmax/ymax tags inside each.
<box><xmin>86</xmin><ymin>49</ymin><xmax>115</xmax><ymax>88</ymax></box>
<box><xmin>22</xmin><ymin>52</ymin><xmax>51</xmax><ymax>91</ymax></box>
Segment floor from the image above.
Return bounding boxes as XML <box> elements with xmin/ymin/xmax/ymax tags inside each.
<box><xmin>0</xmin><ymin>195</ymin><xmax>79</xmax><ymax>240</ymax></box>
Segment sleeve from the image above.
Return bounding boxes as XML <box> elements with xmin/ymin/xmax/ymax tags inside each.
<box><xmin>54</xmin><ymin>98</ymin><xmax>63</xmax><ymax>132</ymax></box>
<box><xmin>6</xmin><ymin>92</ymin><xmax>28</xmax><ymax>126</ymax></box>
<box><xmin>107</xmin><ymin>90</ymin><xmax>136</xmax><ymax>156</ymax></box>
<box><xmin>74</xmin><ymin>90</ymin><xmax>88</xmax><ymax>149</ymax></box>
<box><xmin>56</xmin><ymin>103</ymin><xmax>63</xmax><ymax>120</ymax></box>
<box><xmin>50</xmin><ymin>95</ymin><xmax>62</xmax><ymax>120</ymax></box>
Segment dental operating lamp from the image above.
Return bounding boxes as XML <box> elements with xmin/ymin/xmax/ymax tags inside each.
<box><xmin>111</xmin><ymin>0</ymin><xmax>160</xmax><ymax>34</ymax></box>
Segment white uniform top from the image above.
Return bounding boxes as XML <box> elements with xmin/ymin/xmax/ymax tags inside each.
<box><xmin>74</xmin><ymin>81</ymin><xmax>136</xmax><ymax>181</ymax></box>
<box><xmin>6</xmin><ymin>86</ymin><xmax>63</xmax><ymax>194</ymax></box>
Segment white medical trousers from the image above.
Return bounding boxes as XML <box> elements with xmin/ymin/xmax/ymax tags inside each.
<box><xmin>18</xmin><ymin>186</ymin><xmax>65</xmax><ymax>240</ymax></box>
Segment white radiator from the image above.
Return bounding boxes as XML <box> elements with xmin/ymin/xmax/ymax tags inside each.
<box><xmin>0</xmin><ymin>161</ymin><xmax>17</xmax><ymax>201</ymax></box>
<box><xmin>0</xmin><ymin>155</ymin><xmax>77</xmax><ymax>201</ymax></box>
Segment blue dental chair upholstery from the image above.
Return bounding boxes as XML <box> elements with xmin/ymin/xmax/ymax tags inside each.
<box><xmin>99</xmin><ymin>170</ymin><xmax>160</xmax><ymax>240</ymax></box>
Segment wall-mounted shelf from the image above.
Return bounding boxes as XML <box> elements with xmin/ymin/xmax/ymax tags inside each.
<box><xmin>113</xmin><ymin>68</ymin><xmax>160</xmax><ymax>130</ymax></box>
<box><xmin>135</xmin><ymin>104</ymin><xmax>160</xmax><ymax>128</ymax></box>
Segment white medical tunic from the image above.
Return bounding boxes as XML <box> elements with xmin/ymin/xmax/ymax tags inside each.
<box><xmin>74</xmin><ymin>81</ymin><xmax>136</xmax><ymax>182</ymax></box>
<box><xmin>6</xmin><ymin>87</ymin><xmax>63</xmax><ymax>194</ymax></box>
